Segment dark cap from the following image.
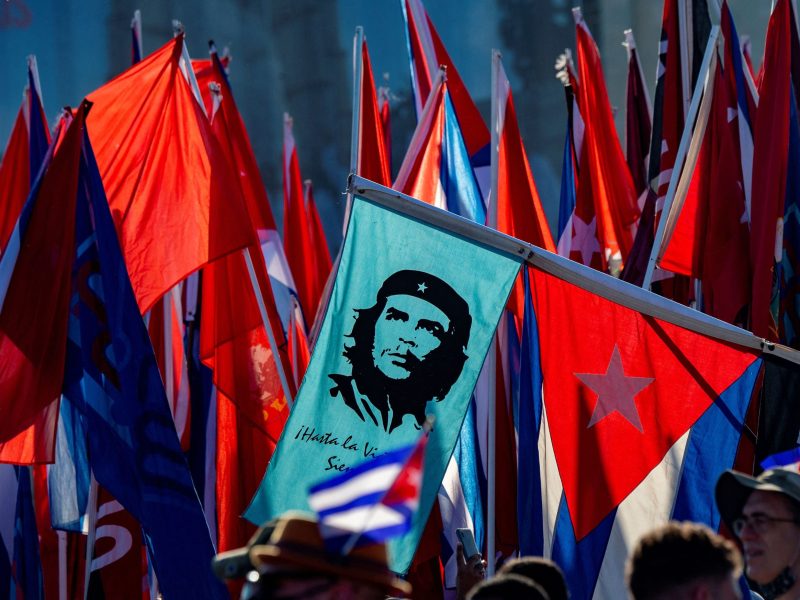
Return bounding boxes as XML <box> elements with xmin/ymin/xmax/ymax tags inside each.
<box><xmin>211</xmin><ymin>520</ymin><xmax>278</xmax><ymax>580</ymax></box>
<box><xmin>716</xmin><ymin>467</ymin><xmax>800</xmax><ymax>530</ymax></box>
<box><xmin>375</xmin><ymin>270</ymin><xmax>471</xmax><ymax>347</ymax></box>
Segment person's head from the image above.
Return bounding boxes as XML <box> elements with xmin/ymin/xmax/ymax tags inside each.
<box><xmin>230</xmin><ymin>511</ymin><xmax>411</xmax><ymax>599</ymax></box>
<box><xmin>716</xmin><ymin>468</ymin><xmax>800</xmax><ymax>591</ymax></box>
<box><xmin>343</xmin><ymin>270</ymin><xmax>471</xmax><ymax>423</ymax></box>
<box><xmin>499</xmin><ymin>557</ymin><xmax>568</xmax><ymax>600</ymax></box>
<box><xmin>467</xmin><ymin>573</ymin><xmax>551</xmax><ymax>600</ymax></box>
<box><xmin>626</xmin><ymin>521</ymin><xmax>743</xmax><ymax>600</ymax></box>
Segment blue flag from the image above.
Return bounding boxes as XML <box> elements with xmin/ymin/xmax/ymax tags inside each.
<box><xmin>64</xmin><ymin>108</ymin><xmax>224</xmax><ymax>599</ymax></box>
<box><xmin>246</xmin><ymin>192</ymin><xmax>521</xmax><ymax>572</ymax></box>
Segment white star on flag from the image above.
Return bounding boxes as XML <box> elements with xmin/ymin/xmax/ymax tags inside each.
<box><xmin>571</xmin><ymin>215</ymin><xmax>601</xmax><ymax>265</ymax></box>
<box><xmin>575</xmin><ymin>345</ymin><xmax>654</xmax><ymax>432</ymax></box>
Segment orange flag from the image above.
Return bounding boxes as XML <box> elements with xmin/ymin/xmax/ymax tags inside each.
<box><xmin>86</xmin><ymin>35</ymin><xmax>254</xmax><ymax>313</ymax></box>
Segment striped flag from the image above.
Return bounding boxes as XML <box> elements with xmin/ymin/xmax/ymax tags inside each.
<box><xmin>308</xmin><ymin>430</ymin><xmax>429</xmax><ymax>552</ymax></box>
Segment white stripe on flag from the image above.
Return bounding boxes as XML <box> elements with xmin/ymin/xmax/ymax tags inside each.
<box><xmin>594</xmin><ymin>431</ymin><xmax>689</xmax><ymax>599</ymax></box>
<box><xmin>309</xmin><ymin>463</ymin><xmax>404</xmax><ymax>513</ymax></box>
<box><xmin>540</xmin><ymin>401</ymin><xmax>563</xmax><ymax>558</ymax></box>
<box><xmin>321</xmin><ymin>503</ymin><xmax>408</xmax><ymax>534</ymax></box>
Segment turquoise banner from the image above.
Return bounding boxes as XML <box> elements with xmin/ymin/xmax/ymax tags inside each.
<box><xmin>245</xmin><ymin>194</ymin><xmax>521</xmax><ymax>572</ymax></box>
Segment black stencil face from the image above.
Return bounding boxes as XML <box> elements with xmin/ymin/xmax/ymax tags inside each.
<box><xmin>329</xmin><ymin>270</ymin><xmax>472</xmax><ymax>434</ymax></box>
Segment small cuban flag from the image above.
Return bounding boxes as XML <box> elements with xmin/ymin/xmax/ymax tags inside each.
<box><xmin>307</xmin><ymin>421</ymin><xmax>431</xmax><ymax>554</ymax></box>
<box><xmin>761</xmin><ymin>446</ymin><xmax>800</xmax><ymax>471</ymax></box>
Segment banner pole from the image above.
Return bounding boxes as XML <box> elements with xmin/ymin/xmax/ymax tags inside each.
<box><xmin>243</xmin><ymin>247</ymin><xmax>295</xmax><ymax>406</ymax></box>
<box><xmin>642</xmin><ymin>25</ymin><xmax>719</xmax><ymax>290</ymax></box>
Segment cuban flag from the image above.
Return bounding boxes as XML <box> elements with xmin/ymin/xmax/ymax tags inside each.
<box><xmin>520</xmin><ymin>254</ymin><xmax>763</xmax><ymax>598</ymax></box>
<box><xmin>761</xmin><ymin>446</ymin><xmax>800</xmax><ymax>471</ymax></box>
<box><xmin>308</xmin><ymin>431</ymin><xmax>428</xmax><ymax>552</ymax></box>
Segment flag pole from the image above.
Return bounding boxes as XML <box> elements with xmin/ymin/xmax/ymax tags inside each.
<box><xmin>82</xmin><ymin>474</ymin><xmax>99</xmax><ymax>600</ymax></box>
<box><xmin>485</xmin><ymin>49</ymin><xmax>502</xmax><ymax>577</ymax></box>
<box><xmin>58</xmin><ymin>530</ymin><xmax>67</xmax><ymax>600</ymax></box>
<box><xmin>342</xmin><ymin>26</ymin><xmax>364</xmax><ymax>236</ymax></box>
<box><xmin>243</xmin><ymin>247</ymin><xmax>295</xmax><ymax>406</ymax></box>
<box><xmin>642</xmin><ymin>25</ymin><xmax>719</xmax><ymax>290</ymax></box>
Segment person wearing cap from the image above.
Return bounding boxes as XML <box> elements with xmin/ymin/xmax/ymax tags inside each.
<box><xmin>219</xmin><ymin>510</ymin><xmax>411</xmax><ymax>599</ymax></box>
<box><xmin>717</xmin><ymin>467</ymin><xmax>800</xmax><ymax>600</ymax></box>
<box><xmin>330</xmin><ymin>269</ymin><xmax>472</xmax><ymax>434</ymax></box>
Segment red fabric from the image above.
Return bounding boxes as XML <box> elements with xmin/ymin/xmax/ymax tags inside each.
<box><xmin>32</xmin><ymin>465</ymin><xmax>59</xmax><ymax>598</ymax></box>
<box><xmin>282</xmin><ymin>118</ymin><xmax>320</xmax><ymax>320</ymax></box>
<box><xmin>625</xmin><ymin>45</ymin><xmax>652</xmax><ymax>198</ymax></box>
<box><xmin>426</xmin><ymin>12</ymin><xmax>489</xmax><ymax>157</ymax></box>
<box><xmin>203</xmin><ymin>53</ymin><xmax>279</xmax><ymax>234</ymax></box>
<box><xmin>403</xmin><ymin>0</ymin><xmax>433</xmax><ymax>114</ymax></box>
<box><xmin>0</xmin><ymin>106</ymin><xmax>29</xmax><ymax>253</ymax></box>
<box><xmin>494</xmin><ymin>342</ymin><xmax>518</xmax><ymax>557</ymax></box>
<box><xmin>288</xmin><ymin>307</ymin><xmax>311</xmax><ymax>387</ymax></box>
<box><xmin>192</xmin><ymin>54</ymin><xmax>231</xmax><ymax>118</ymax></box>
<box><xmin>359</xmin><ymin>41</ymin><xmax>392</xmax><ymax>187</ymax></box>
<box><xmin>215</xmin><ymin>389</ymin><xmax>277</xmax><ymax>553</ymax></box>
<box><xmin>90</xmin><ymin>487</ymin><xmax>146</xmax><ymax>599</ymax></box>
<box><xmin>86</xmin><ymin>36</ymin><xmax>254</xmax><ymax>313</ymax></box>
<box><xmin>0</xmin><ymin>107</ymin><xmax>85</xmax><ymax>463</ymax></box>
<box><xmin>379</xmin><ymin>89</ymin><xmax>392</xmax><ymax>175</ymax></box>
<box><xmin>530</xmin><ymin>266</ymin><xmax>758</xmax><ymax>540</ymax></box>
<box><xmin>394</xmin><ymin>82</ymin><xmax>445</xmax><ymax>204</ymax></box>
<box><xmin>661</xmin><ymin>63</ymin><xmax>750</xmax><ymax>324</ymax></box>
<box><xmin>573</xmin><ymin>19</ymin><xmax>639</xmax><ymax>272</ymax></box>
<box><xmin>304</xmin><ymin>181</ymin><xmax>332</xmax><ymax>315</ymax></box>
<box><xmin>496</xmin><ymin>68</ymin><xmax>555</xmax><ymax>319</ymax></box>
<box><xmin>749</xmin><ymin>0</ymin><xmax>792</xmax><ymax>341</ymax></box>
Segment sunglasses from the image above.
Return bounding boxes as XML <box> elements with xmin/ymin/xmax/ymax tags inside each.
<box><xmin>732</xmin><ymin>513</ymin><xmax>799</xmax><ymax>536</ymax></box>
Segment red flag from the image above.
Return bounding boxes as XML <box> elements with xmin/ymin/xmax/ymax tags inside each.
<box><xmin>496</xmin><ymin>60</ymin><xmax>555</xmax><ymax>254</ymax></box>
<box><xmin>88</xmin><ymin>487</ymin><xmax>147</xmax><ymax>600</ymax></box>
<box><xmin>282</xmin><ymin>114</ymin><xmax>320</xmax><ymax>320</ymax></box>
<box><xmin>86</xmin><ymin>35</ymin><xmax>254</xmax><ymax>313</ymax></box>
<box><xmin>394</xmin><ymin>77</ymin><xmax>446</xmax><ymax>206</ymax></box>
<box><xmin>573</xmin><ymin>13</ymin><xmax>639</xmax><ymax>274</ymax></box>
<box><xmin>192</xmin><ymin>46</ymin><xmax>231</xmax><ymax>117</ymax></box>
<box><xmin>0</xmin><ymin>107</ymin><xmax>29</xmax><ymax>253</ymax></box>
<box><xmin>494</xmin><ymin>57</ymin><xmax>555</xmax><ymax>319</ymax></box>
<box><xmin>749</xmin><ymin>0</ymin><xmax>792</xmax><ymax>340</ymax></box>
<box><xmin>0</xmin><ymin>106</ymin><xmax>84</xmax><ymax>463</ymax></box>
<box><xmin>304</xmin><ymin>180</ymin><xmax>332</xmax><ymax>306</ymax></box>
<box><xmin>379</xmin><ymin>86</ymin><xmax>392</xmax><ymax>173</ymax></box>
<box><xmin>660</xmin><ymin>62</ymin><xmax>750</xmax><ymax>324</ymax></box>
<box><xmin>624</xmin><ymin>30</ymin><xmax>652</xmax><ymax>198</ymax></box>
<box><xmin>402</xmin><ymin>0</ymin><xmax>488</xmax><ymax>159</ymax></box>
<box><xmin>359</xmin><ymin>40</ymin><xmax>392</xmax><ymax>187</ymax></box>
<box><xmin>287</xmin><ymin>304</ymin><xmax>311</xmax><ymax>387</ymax></box>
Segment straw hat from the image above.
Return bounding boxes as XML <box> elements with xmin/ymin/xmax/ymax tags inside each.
<box><xmin>248</xmin><ymin>511</ymin><xmax>411</xmax><ymax>596</ymax></box>
<box><xmin>211</xmin><ymin>519</ymin><xmax>278</xmax><ymax>580</ymax></box>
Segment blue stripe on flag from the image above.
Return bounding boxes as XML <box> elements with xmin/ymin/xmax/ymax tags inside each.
<box><xmin>13</xmin><ymin>468</ymin><xmax>42</xmax><ymax>600</ymax></box>
<box><xmin>551</xmin><ymin>494</ymin><xmax>616</xmax><ymax>600</ymax></box>
<box><xmin>71</xmin><ymin>125</ymin><xmax>224</xmax><ymax>599</ymax></box>
<box><xmin>441</xmin><ymin>92</ymin><xmax>486</xmax><ymax>224</ymax></box>
<box><xmin>557</xmin><ymin>119</ymin><xmax>577</xmax><ymax>242</ymax></box>
<box><xmin>453</xmin><ymin>396</ymin><xmax>485</xmax><ymax>552</ymax></box>
<box><xmin>778</xmin><ymin>86</ymin><xmax>800</xmax><ymax>348</ymax></box>
<box><xmin>672</xmin><ymin>358</ymin><xmax>762</xmax><ymax>526</ymax></box>
<box><xmin>761</xmin><ymin>446</ymin><xmax>800</xmax><ymax>470</ymax></box>
<box><xmin>517</xmin><ymin>269</ymin><xmax>544</xmax><ymax>556</ymax></box>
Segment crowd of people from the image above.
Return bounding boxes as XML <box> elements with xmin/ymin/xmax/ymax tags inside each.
<box><xmin>213</xmin><ymin>464</ymin><xmax>800</xmax><ymax>599</ymax></box>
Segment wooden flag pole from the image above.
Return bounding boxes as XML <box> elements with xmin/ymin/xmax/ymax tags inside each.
<box><xmin>642</xmin><ymin>25</ymin><xmax>719</xmax><ymax>290</ymax></box>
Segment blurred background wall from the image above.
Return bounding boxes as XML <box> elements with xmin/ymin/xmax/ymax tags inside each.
<box><xmin>0</xmin><ymin>0</ymin><xmax>771</xmax><ymax>255</ymax></box>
